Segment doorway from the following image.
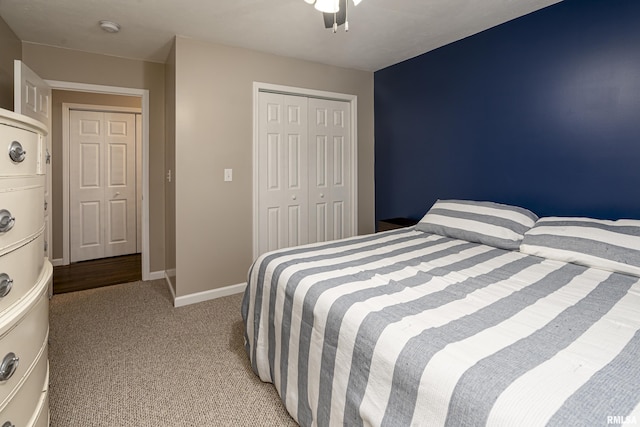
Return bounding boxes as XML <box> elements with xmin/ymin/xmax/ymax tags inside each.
<box><xmin>45</xmin><ymin>80</ymin><xmax>152</xmax><ymax>282</ymax></box>
<box><xmin>49</xmin><ymin>89</ymin><xmax>145</xmax><ymax>293</ymax></box>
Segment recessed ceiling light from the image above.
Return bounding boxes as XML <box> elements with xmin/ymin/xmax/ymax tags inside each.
<box><xmin>99</xmin><ymin>20</ymin><xmax>121</xmax><ymax>33</ymax></box>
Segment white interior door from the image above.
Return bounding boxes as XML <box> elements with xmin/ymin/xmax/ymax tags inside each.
<box><xmin>308</xmin><ymin>98</ymin><xmax>351</xmax><ymax>243</ymax></box>
<box><xmin>256</xmin><ymin>92</ymin><xmax>353</xmax><ymax>256</ymax></box>
<box><xmin>14</xmin><ymin>60</ymin><xmax>52</xmax><ymax>260</ymax></box>
<box><xmin>69</xmin><ymin>110</ymin><xmax>137</xmax><ymax>262</ymax></box>
<box><xmin>257</xmin><ymin>92</ymin><xmax>309</xmax><ymax>255</ymax></box>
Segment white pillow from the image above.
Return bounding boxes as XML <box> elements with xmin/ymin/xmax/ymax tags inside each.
<box><xmin>415</xmin><ymin>199</ymin><xmax>538</xmax><ymax>250</ymax></box>
<box><xmin>520</xmin><ymin>217</ymin><xmax>640</xmax><ymax>277</ymax></box>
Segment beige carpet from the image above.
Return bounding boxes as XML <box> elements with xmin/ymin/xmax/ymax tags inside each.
<box><xmin>49</xmin><ymin>279</ymin><xmax>298</xmax><ymax>426</ymax></box>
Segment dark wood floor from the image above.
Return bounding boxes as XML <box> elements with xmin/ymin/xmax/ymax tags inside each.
<box><xmin>53</xmin><ymin>253</ymin><xmax>142</xmax><ymax>294</ymax></box>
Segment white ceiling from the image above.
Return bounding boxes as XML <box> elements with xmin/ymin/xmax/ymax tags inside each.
<box><xmin>0</xmin><ymin>0</ymin><xmax>561</xmax><ymax>72</ymax></box>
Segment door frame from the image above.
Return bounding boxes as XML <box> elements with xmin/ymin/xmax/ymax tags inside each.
<box><xmin>252</xmin><ymin>82</ymin><xmax>358</xmax><ymax>260</ymax></box>
<box><xmin>46</xmin><ymin>80</ymin><xmax>153</xmax><ymax>281</ymax></box>
<box><xmin>64</xmin><ymin>104</ymin><xmax>142</xmax><ymax>263</ymax></box>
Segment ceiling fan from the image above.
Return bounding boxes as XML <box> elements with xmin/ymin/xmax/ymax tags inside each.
<box><xmin>304</xmin><ymin>0</ymin><xmax>364</xmax><ymax>32</ymax></box>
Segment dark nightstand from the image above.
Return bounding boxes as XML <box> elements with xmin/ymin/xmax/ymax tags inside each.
<box><xmin>377</xmin><ymin>217</ymin><xmax>419</xmax><ymax>232</ymax></box>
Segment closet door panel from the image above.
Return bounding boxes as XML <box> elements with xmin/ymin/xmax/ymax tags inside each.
<box><xmin>258</xmin><ymin>93</ymin><xmax>308</xmax><ymax>255</ymax></box>
<box><xmin>308</xmin><ymin>98</ymin><xmax>351</xmax><ymax>243</ymax></box>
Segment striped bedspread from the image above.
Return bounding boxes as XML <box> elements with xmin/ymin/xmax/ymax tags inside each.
<box><xmin>241</xmin><ymin>228</ymin><xmax>640</xmax><ymax>426</ymax></box>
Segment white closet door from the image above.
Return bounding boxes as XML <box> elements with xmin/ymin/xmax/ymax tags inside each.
<box><xmin>308</xmin><ymin>98</ymin><xmax>351</xmax><ymax>243</ymax></box>
<box><xmin>70</xmin><ymin>111</ymin><xmax>104</xmax><ymax>262</ymax></box>
<box><xmin>103</xmin><ymin>112</ymin><xmax>137</xmax><ymax>258</ymax></box>
<box><xmin>69</xmin><ymin>111</ymin><xmax>137</xmax><ymax>262</ymax></box>
<box><xmin>258</xmin><ymin>92</ymin><xmax>309</xmax><ymax>255</ymax></box>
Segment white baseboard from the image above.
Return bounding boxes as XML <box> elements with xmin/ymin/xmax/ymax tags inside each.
<box><xmin>147</xmin><ymin>270</ymin><xmax>165</xmax><ymax>281</ymax></box>
<box><xmin>174</xmin><ymin>282</ymin><xmax>247</xmax><ymax>308</ymax></box>
<box><xmin>50</xmin><ymin>258</ymin><xmax>65</xmax><ymax>267</ymax></box>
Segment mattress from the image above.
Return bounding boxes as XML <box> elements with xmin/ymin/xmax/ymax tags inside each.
<box><xmin>242</xmin><ymin>227</ymin><xmax>640</xmax><ymax>426</ymax></box>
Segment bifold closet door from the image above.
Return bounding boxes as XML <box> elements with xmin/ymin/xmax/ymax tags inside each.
<box><xmin>308</xmin><ymin>98</ymin><xmax>352</xmax><ymax>243</ymax></box>
<box><xmin>257</xmin><ymin>92</ymin><xmax>352</xmax><ymax>256</ymax></box>
<box><xmin>257</xmin><ymin>92</ymin><xmax>309</xmax><ymax>255</ymax></box>
<box><xmin>69</xmin><ymin>110</ymin><xmax>137</xmax><ymax>262</ymax></box>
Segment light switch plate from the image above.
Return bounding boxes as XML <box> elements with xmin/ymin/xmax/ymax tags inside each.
<box><xmin>224</xmin><ymin>168</ymin><xmax>233</xmax><ymax>182</ymax></box>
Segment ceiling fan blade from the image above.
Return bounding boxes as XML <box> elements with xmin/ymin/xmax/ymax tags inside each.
<box><xmin>323</xmin><ymin>0</ymin><xmax>347</xmax><ymax>28</ymax></box>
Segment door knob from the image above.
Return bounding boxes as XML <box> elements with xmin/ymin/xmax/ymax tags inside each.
<box><xmin>292</xmin><ymin>195</ymin><xmax>297</xmax><ymax>200</ymax></box>
<box><xmin>320</xmin><ymin>193</ymin><xmax>325</xmax><ymax>198</ymax></box>
<box><xmin>114</xmin><ymin>192</ymin><xmax>121</xmax><ymax>197</ymax></box>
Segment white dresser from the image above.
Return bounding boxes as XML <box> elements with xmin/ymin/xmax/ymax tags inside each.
<box><xmin>0</xmin><ymin>108</ymin><xmax>51</xmax><ymax>427</ymax></box>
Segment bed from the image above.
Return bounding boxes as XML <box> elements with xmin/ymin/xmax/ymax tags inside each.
<box><xmin>242</xmin><ymin>200</ymin><xmax>640</xmax><ymax>426</ymax></box>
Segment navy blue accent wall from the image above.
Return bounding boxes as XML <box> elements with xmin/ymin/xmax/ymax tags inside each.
<box><xmin>375</xmin><ymin>0</ymin><xmax>640</xmax><ymax>222</ymax></box>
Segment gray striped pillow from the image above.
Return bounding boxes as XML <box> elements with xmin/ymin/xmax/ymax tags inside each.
<box><xmin>520</xmin><ymin>217</ymin><xmax>640</xmax><ymax>277</ymax></box>
<box><xmin>415</xmin><ymin>199</ymin><xmax>538</xmax><ymax>250</ymax></box>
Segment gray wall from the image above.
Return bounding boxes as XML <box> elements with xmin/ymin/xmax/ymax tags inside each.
<box><xmin>0</xmin><ymin>16</ymin><xmax>21</xmax><ymax>110</ymax></box>
<box><xmin>173</xmin><ymin>37</ymin><xmax>375</xmax><ymax>297</ymax></box>
<box><xmin>164</xmin><ymin>39</ymin><xmax>177</xmax><ymax>292</ymax></box>
<box><xmin>22</xmin><ymin>42</ymin><xmax>166</xmax><ymax>273</ymax></box>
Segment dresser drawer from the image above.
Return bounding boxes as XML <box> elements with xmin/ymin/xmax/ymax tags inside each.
<box><xmin>0</xmin><ymin>124</ymin><xmax>40</xmax><ymax>177</ymax></box>
<box><xmin>31</xmin><ymin>389</ymin><xmax>49</xmax><ymax>427</ymax></box>
<box><xmin>0</xmin><ymin>177</ymin><xmax>45</xmax><ymax>254</ymax></box>
<box><xmin>0</xmin><ymin>345</ymin><xmax>47</xmax><ymax>426</ymax></box>
<box><xmin>27</xmin><ymin>390</ymin><xmax>49</xmax><ymax>427</ymax></box>
<box><xmin>0</xmin><ymin>233</ymin><xmax>45</xmax><ymax>316</ymax></box>
<box><xmin>0</xmin><ymin>284</ymin><xmax>48</xmax><ymax>408</ymax></box>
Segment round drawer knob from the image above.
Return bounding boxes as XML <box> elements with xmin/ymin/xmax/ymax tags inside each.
<box><xmin>0</xmin><ymin>210</ymin><xmax>15</xmax><ymax>233</ymax></box>
<box><xmin>0</xmin><ymin>273</ymin><xmax>12</xmax><ymax>298</ymax></box>
<box><xmin>8</xmin><ymin>141</ymin><xmax>26</xmax><ymax>163</ymax></box>
<box><xmin>0</xmin><ymin>352</ymin><xmax>19</xmax><ymax>382</ymax></box>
